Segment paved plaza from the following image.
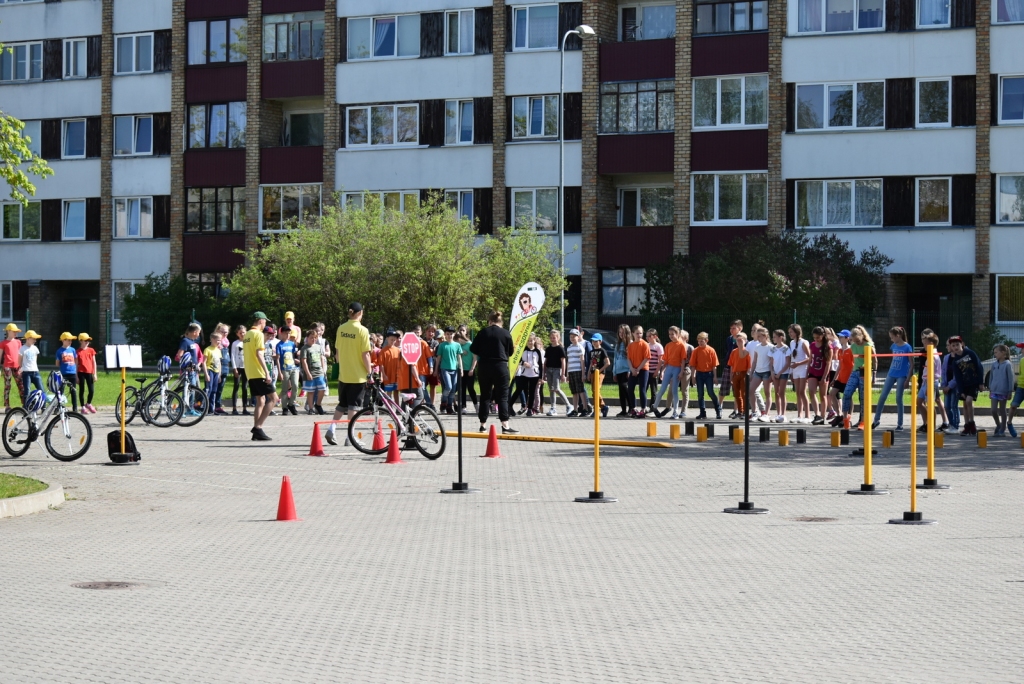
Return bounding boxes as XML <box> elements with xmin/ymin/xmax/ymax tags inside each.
<box><xmin>1</xmin><ymin>405</ymin><xmax>1022</xmax><ymax>683</ymax></box>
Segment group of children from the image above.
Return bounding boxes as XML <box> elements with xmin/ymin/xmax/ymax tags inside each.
<box><xmin>0</xmin><ymin>324</ymin><xmax>98</xmax><ymax>413</ymax></box>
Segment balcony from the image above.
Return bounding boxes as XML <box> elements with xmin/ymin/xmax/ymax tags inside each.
<box><xmin>599</xmin><ymin>39</ymin><xmax>675</xmax><ymax>83</ymax></box>
<box><xmin>597</xmin><ymin>133</ymin><xmax>674</xmax><ymax>175</ymax></box>
<box><xmin>691</xmin><ymin>129</ymin><xmax>768</xmax><ymax>171</ymax></box>
<box><xmin>184</xmin><ymin>148</ymin><xmax>246</xmax><ymax>187</ymax></box>
<box><xmin>597</xmin><ymin>226</ymin><xmax>674</xmax><ymax>267</ymax></box>
<box><xmin>261</xmin><ymin>146</ymin><xmax>324</xmax><ymax>185</ymax></box>
<box><xmin>186</xmin><ymin>64</ymin><xmax>247</xmax><ymax>103</ymax></box>
<box><xmin>692</xmin><ymin>32</ymin><xmax>768</xmax><ymax>77</ymax></box>
<box><xmin>262</xmin><ymin>61</ymin><xmax>324</xmax><ymax>99</ymax></box>
<box><xmin>183</xmin><ymin>233</ymin><xmax>246</xmax><ymax>273</ymax></box>
<box><xmin>690</xmin><ymin>226</ymin><xmax>766</xmax><ymax>254</ymax></box>
<box><xmin>263</xmin><ymin>0</ymin><xmax>323</xmax><ymax>11</ymax></box>
<box><xmin>186</xmin><ymin>0</ymin><xmax>247</xmax><ymax>18</ymax></box>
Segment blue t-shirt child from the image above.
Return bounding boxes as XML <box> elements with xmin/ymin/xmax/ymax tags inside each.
<box><xmin>57</xmin><ymin>345</ymin><xmax>78</xmax><ymax>375</ymax></box>
<box><xmin>178</xmin><ymin>336</ymin><xmax>201</xmax><ymax>364</ymax></box>
<box><xmin>276</xmin><ymin>339</ymin><xmax>297</xmax><ymax>371</ymax></box>
<box><xmin>888</xmin><ymin>342</ymin><xmax>913</xmax><ymax>378</ymax></box>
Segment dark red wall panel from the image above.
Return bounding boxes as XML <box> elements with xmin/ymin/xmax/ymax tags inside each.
<box><xmin>183</xmin><ymin>233</ymin><xmax>246</xmax><ymax>273</ymax></box>
<box><xmin>262</xmin><ymin>61</ymin><xmax>324</xmax><ymax>99</ymax></box>
<box><xmin>263</xmin><ymin>0</ymin><xmax>324</xmax><ymax>14</ymax></box>
<box><xmin>598</xmin><ymin>133</ymin><xmax>674</xmax><ymax>175</ymax></box>
<box><xmin>261</xmin><ymin>146</ymin><xmax>324</xmax><ymax>184</ymax></box>
<box><xmin>691</xmin><ymin>129</ymin><xmax>768</xmax><ymax>171</ymax></box>
<box><xmin>184</xmin><ymin>148</ymin><xmax>246</xmax><ymax>187</ymax></box>
<box><xmin>692</xmin><ymin>33</ymin><xmax>769</xmax><ymax>77</ymax></box>
<box><xmin>599</xmin><ymin>39</ymin><xmax>675</xmax><ymax>83</ymax></box>
<box><xmin>186</xmin><ymin>0</ymin><xmax>247</xmax><ymax>19</ymax></box>
<box><xmin>186</xmin><ymin>65</ymin><xmax>247</xmax><ymax>103</ymax></box>
<box><xmin>597</xmin><ymin>226</ymin><xmax>673</xmax><ymax>267</ymax></box>
<box><xmin>689</xmin><ymin>226</ymin><xmax>766</xmax><ymax>254</ymax></box>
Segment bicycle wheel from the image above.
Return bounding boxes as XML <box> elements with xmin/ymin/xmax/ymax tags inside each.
<box><xmin>2</xmin><ymin>408</ymin><xmax>34</xmax><ymax>458</ymax></box>
<box><xmin>44</xmin><ymin>411</ymin><xmax>92</xmax><ymax>462</ymax></box>
<box><xmin>176</xmin><ymin>384</ymin><xmax>208</xmax><ymax>427</ymax></box>
<box><xmin>143</xmin><ymin>389</ymin><xmax>184</xmax><ymax>427</ymax></box>
<box><xmin>114</xmin><ymin>386</ymin><xmax>139</xmax><ymax>425</ymax></box>
<box><xmin>410</xmin><ymin>405</ymin><xmax>446</xmax><ymax>460</ymax></box>
<box><xmin>347</xmin><ymin>405</ymin><xmax>391</xmax><ymax>456</ymax></box>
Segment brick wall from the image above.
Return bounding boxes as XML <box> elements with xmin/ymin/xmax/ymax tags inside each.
<box><xmin>491</xmin><ymin>0</ymin><xmax>506</xmax><ymax>234</ymax></box>
<box><xmin>974</xmin><ymin>0</ymin><xmax>992</xmax><ymax>328</ymax></box>
<box><xmin>672</xmin><ymin>1</ymin><xmax>692</xmax><ymax>255</ymax></box>
<box><xmin>322</xmin><ymin>0</ymin><xmax>338</xmax><ymax>203</ymax></box>
<box><xmin>766</xmin><ymin>0</ymin><xmax>786</xmax><ymax>234</ymax></box>
<box><xmin>245</xmin><ymin>0</ymin><xmax>262</xmax><ymax>254</ymax></box>
<box><xmin>169</xmin><ymin>0</ymin><xmax>186</xmax><ymax>279</ymax></box>
<box><xmin>259</xmin><ymin>100</ymin><xmax>284</xmax><ymax>147</ymax></box>
<box><xmin>97</xmin><ymin>0</ymin><xmax>114</xmax><ymax>348</ymax></box>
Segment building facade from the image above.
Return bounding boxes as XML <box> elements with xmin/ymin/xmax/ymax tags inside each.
<box><xmin>1</xmin><ymin>0</ymin><xmax>1022</xmax><ymax>347</ymax></box>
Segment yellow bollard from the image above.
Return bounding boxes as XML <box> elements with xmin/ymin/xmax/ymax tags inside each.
<box><xmin>733</xmin><ymin>428</ymin><xmax>744</xmax><ymax>444</ymax></box>
<box><xmin>831</xmin><ymin>431</ymin><xmax>841</xmax><ymax>447</ymax></box>
<box><xmin>978</xmin><ymin>429</ymin><xmax>988</xmax><ymax>448</ymax></box>
<box><xmin>696</xmin><ymin>426</ymin><xmax>708</xmax><ymax>442</ymax></box>
<box><xmin>935</xmin><ymin>432</ymin><xmax>944</xmax><ymax>449</ymax></box>
<box><xmin>670</xmin><ymin>423</ymin><xmax>681</xmax><ymax>440</ymax></box>
<box><xmin>882</xmin><ymin>431</ymin><xmax>892</xmax><ymax>448</ymax></box>
<box><xmin>863</xmin><ymin>344</ymin><xmax>874</xmax><ymax>486</ymax></box>
<box><xmin>1020</xmin><ymin>433</ymin><xmax>1024</xmax><ymax>449</ymax></box>
<box><xmin>778</xmin><ymin>430</ymin><xmax>789</xmax><ymax>446</ymax></box>
<box><xmin>647</xmin><ymin>421</ymin><xmax>657</xmax><ymax>437</ymax></box>
<box><xmin>910</xmin><ymin>375</ymin><xmax>918</xmax><ymax>513</ymax></box>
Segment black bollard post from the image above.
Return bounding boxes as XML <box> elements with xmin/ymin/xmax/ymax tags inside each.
<box><xmin>441</xmin><ymin>372</ymin><xmax>480</xmax><ymax>494</ymax></box>
<box><xmin>725</xmin><ymin>372</ymin><xmax>768</xmax><ymax>515</ymax></box>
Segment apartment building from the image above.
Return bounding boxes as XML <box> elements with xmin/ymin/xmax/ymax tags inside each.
<box><xmin>1</xmin><ymin>0</ymin><xmax>1022</xmax><ymax>345</ymax></box>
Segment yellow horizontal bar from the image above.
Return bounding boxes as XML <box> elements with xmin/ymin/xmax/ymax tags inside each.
<box><xmin>444</xmin><ymin>431</ymin><xmax>671</xmax><ymax>449</ymax></box>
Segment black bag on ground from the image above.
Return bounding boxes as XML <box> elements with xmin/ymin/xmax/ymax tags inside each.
<box><xmin>107</xmin><ymin>430</ymin><xmax>141</xmax><ymax>463</ymax></box>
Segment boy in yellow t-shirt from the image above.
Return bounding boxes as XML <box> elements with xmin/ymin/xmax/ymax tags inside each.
<box><xmin>204</xmin><ymin>332</ymin><xmax>224</xmax><ymax>415</ymax></box>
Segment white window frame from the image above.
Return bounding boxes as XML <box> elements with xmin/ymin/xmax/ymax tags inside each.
<box><xmin>111</xmin><ymin>280</ymin><xmax>144</xmax><ymax>322</ymax></box>
<box><xmin>915</xmin><ymin>176</ymin><xmax>952</xmax><ymax>226</ymax></box>
<box><xmin>258</xmin><ymin>184</ymin><xmax>323</xmax><ymax>232</ymax></box>
<box><xmin>690</xmin><ymin>171</ymin><xmax>769</xmax><ymax>225</ymax></box>
<box><xmin>113</xmin><ymin>114</ymin><xmax>154</xmax><ymax>157</ymax></box>
<box><xmin>793</xmin><ymin>80</ymin><xmax>886</xmax><ymax>131</ymax></box>
<box><xmin>998</xmin><ymin>74</ymin><xmax>1024</xmax><ymax>124</ymax></box>
<box><xmin>0</xmin><ymin>41</ymin><xmax>43</xmax><ymax>82</ymax></box>
<box><xmin>113</xmin><ymin>196</ymin><xmax>154</xmax><ymax>239</ymax></box>
<box><xmin>445</xmin><ymin>9</ymin><xmax>475</xmax><ymax>55</ymax></box>
<box><xmin>511</xmin><ymin>187</ymin><xmax>559</xmax><ymax>233</ymax></box>
<box><xmin>62</xmin><ymin>199</ymin><xmax>87</xmax><ymax>241</ymax></box>
<box><xmin>114</xmin><ymin>32</ymin><xmax>154</xmax><ymax>75</ymax></box>
<box><xmin>342</xmin><ymin>191</ymin><xmax>420</xmax><ymax>213</ymax></box>
<box><xmin>346</xmin><ymin>14</ymin><xmax>420</xmax><ymax>61</ymax></box>
<box><xmin>692</xmin><ymin>74</ymin><xmax>769</xmax><ymax>129</ymax></box>
<box><xmin>616</xmin><ymin>185</ymin><xmax>674</xmax><ymax>226</ymax></box>
<box><xmin>345</xmin><ymin>103</ymin><xmax>420</xmax><ymax>148</ymax></box>
<box><xmin>795</xmin><ymin>0</ymin><xmax>886</xmax><ymax>33</ymax></box>
<box><xmin>794</xmin><ymin>178</ymin><xmax>884</xmax><ymax>228</ymax></box>
<box><xmin>995</xmin><ymin>173</ymin><xmax>1024</xmax><ymax>224</ymax></box>
<box><xmin>511</xmin><ymin>95</ymin><xmax>560</xmax><ymax>139</ymax></box>
<box><xmin>620</xmin><ymin>3</ymin><xmax>678</xmax><ymax>40</ymax></box>
<box><xmin>995</xmin><ymin>0</ymin><xmax>1024</xmax><ymax>23</ymax></box>
<box><xmin>512</xmin><ymin>4</ymin><xmax>560</xmax><ymax>51</ymax></box>
<box><xmin>61</xmin><ymin>118</ymin><xmax>86</xmax><ymax>160</ymax></box>
<box><xmin>0</xmin><ymin>0</ymin><xmax>45</xmax><ymax>5</ymax></box>
<box><xmin>445</xmin><ymin>99</ymin><xmax>474</xmax><ymax>145</ymax></box>
<box><xmin>917</xmin><ymin>0</ymin><xmax>951</xmax><ymax>28</ymax></box>
<box><xmin>63</xmin><ymin>38</ymin><xmax>87</xmax><ymax>79</ymax></box>
<box><xmin>1</xmin><ymin>200</ymin><xmax>41</xmax><ymax>241</ymax></box>
<box><xmin>0</xmin><ymin>281</ymin><xmax>11</xmax><ymax>322</ymax></box>
<box><xmin>916</xmin><ymin>77</ymin><xmax>952</xmax><ymax>128</ymax></box>
<box><xmin>444</xmin><ymin>189</ymin><xmax>474</xmax><ymax>222</ymax></box>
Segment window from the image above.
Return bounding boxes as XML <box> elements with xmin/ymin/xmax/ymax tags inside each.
<box><xmin>62</xmin><ymin>119</ymin><xmax>86</xmax><ymax>159</ymax></box>
<box><xmin>1</xmin><ymin>201</ymin><xmax>41</xmax><ymax>240</ymax></box>
<box><xmin>691</xmin><ymin>173</ymin><xmax>768</xmax><ymax>223</ymax></box>
<box><xmin>797</xmin><ymin>0</ymin><xmax>884</xmax><ymax>32</ymax></box>
<box><xmin>795</xmin><ymin>179</ymin><xmax>882</xmax><ymax>228</ymax></box>
<box><xmin>512</xmin><ymin>95</ymin><xmax>559</xmax><ymax>138</ymax></box>
<box><xmin>600</xmin><ymin>81</ymin><xmax>674</xmax><ymax>133</ymax></box>
<box><xmin>1000</xmin><ymin>76</ymin><xmax>1024</xmax><ymax>123</ymax></box>
<box><xmin>996</xmin><ymin>275</ymin><xmax>1024</xmax><ymax>323</ymax></box>
<box><xmin>916</xmin><ymin>177</ymin><xmax>951</xmax><ymax>225</ymax></box>
<box><xmin>260</xmin><ymin>184</ymin><xmax>322</xmax><ymax>231</ymax></box>
<box><xmin>0</xmin><ymin>0</ymin><xmax>44</xmax><ymax>4</ymax></box>
<box><xmin>283</xmin><ymin>112</ymin><xmax>323</xmax><ymax>146</ymax></box>
<box><xmin>189</xmin><ymin>102</ymin><xmax>246</xmax><ymax>148</ymax></box>
<box><xmin>997</xmin><ymin>0</ymin><xmax>1024</xmax><ymax>22</ymax></box>
<box><xmin>446</xmin><ymin>9</ymin><xmax>475</xmax><ymax>55</ymax></box>
<box><xmin>0</xmin><ymin>282</ymin><xmax>10</xmax><ymax>321</ymax></box>
<box><xmin>445</xmin><ymin>190</ymin><xmax>474</xmax><ymax>222</ymax></box>
<box><xmin>188</xmin><ymin>19</ymin><xmax>247</xmax><ymax>65</ymax></box>
<box><xmin>115</xmin><ymin>33</ymin><xmax>153</xmax><ymax>74</ymax></box>
<box><xmin>445</xmin><ymin>100</ymin><xmax>474</xmax><ymax>145</ymax></box>
<box><xmin>186</xmin><ymin>187</ymin><xmax>246</xmax><ymax>232</ymax></box>
<box><xmin>113</xmin><ymin>197</ymin><xmax>153</xmax><ymax>239</ymax></box>
<box><xmin>601</xmin><ymin>269</ymin><xmax>647</xmax><ymax>316</ymax></box>
<box><xmin>346</xmin><ymin>14</ymin><xmax>419</xmax><ymax>60</ymax></box>
<box><xmin>263</xmin><ymin>12</ymin><xmax>326</xmax><ymax>61</ymax></box>
<box><xmin>343</xmin><ymin>191</ymin><xmax>420</xmax><ymax>212</ymax></box>
<box><xmin>917</xmin><ymin>78</ymin><xmax>950</xmax><ymax>127</ymax></box>
<box><xmin>618</xmin><ymin>187</ymin><xmax>673</xmax><ymax>226</ymax></box>
<box><xmin>64</xmin><ymin>39</ymin><xmax>87</xmax><ymax>78</ymax></box>
<box><xmin>513</xmin><ymin>5</ymin><xmax>558</xmax><ymax>50</ymax></box>
<box><xmin>512</xmin><ymin>188</ymin><xmax>558</xmax><ymax>231</ymax></box>
<box><xmin>186</xmin><ymin>273</ymin><xmax>229</xmax><ymax>300</ymax></box>
<box><xmin>622</xmin><ymin>4</ymin><xmax>677</xmax><ymax>40</ymax></box>
<box><xmin>918</xmin><ymin>0</ymin><xmax>950</xmax><ymax>26</ymax></box>
<box><xmin>693</xmin><ymin>75</ymin><xmax>767</xmax><ymax>128</ymax></box>
<box><xmin>112</xmin><ymin>281</ymin><xmax>142</xmax><ymax>322</ymax></box>
<box><xmin>62</xmin><ymin>199</ymin><xmax>86</xmax><ymax>240</ymax></box>
<box><xmin>996</xmin><ymin>174</ymin><xmax>1024</xmax><ymax>224</ymax></box>
<box><xmin>346</xmin><ymin>104</ymin><xmax>418</xmax><ymax>147</ymax></box>
<box><xmin>21</xmin><ymin>120</ymin><xmax>40</xmax><ymax>157</ymax></box>
<box><xmin>795</xmin><ymin>81</ymin><xmax>884</xmax><ymax>130</ymax></box>
<box><xmin>0</xmin><ymin>42</ymin><xmax>42</xmax><ymax>82</ymax></box>
<box><xmin>695</xmin><ymin>0</ymin><xmax>767</xmax><ymax>34</ymax></box>
<box><xmin>113</xmin><ymin>115</ymin><xmax>153</xmax><ymax>156</ymax></box>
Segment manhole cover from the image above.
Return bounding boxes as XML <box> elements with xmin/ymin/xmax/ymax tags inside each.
<box><xmin>72</xmin><ymin>581</ymin><xmax>142</xmax><ymax>590</ymax></box>
<box><xmin>789</xmin><ymin>517</ymin><xmax>838</xmax><ymax>522</ymax></box>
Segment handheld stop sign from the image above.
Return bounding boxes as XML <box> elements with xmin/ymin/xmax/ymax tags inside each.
<box><xmin>400</xmin><ymin>332</ymin><xmax>422</xmax><ymax>365</ymax></box>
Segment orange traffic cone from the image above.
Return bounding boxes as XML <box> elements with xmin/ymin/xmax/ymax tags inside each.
<box><xmin>481</xmin><ymin>425</ymin><xmax>503</xmax><ymax>458</ymax></box>
<box><xmin>384</xmin><ymin>430</ymin><xmax>403</xmax><ymax>464</ymax></box>
<box><xmin>307</xmin><ymin>423</ymin><xmax>326</xmax><ymax>457</ymax></box>
<box><xmin>371</xmin><ymin>418</ymin><xmax>386</xmax><ymax>451</ymax></box>
<box><xmin>276</xmin><ymin>475</ymin><xmax>300</xmax><ymax>521</ymax></box>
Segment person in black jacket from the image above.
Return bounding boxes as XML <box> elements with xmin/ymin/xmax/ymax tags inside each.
<box><xmin>470</xmin><ymin>310</ymin><xmax>518</xmax><ymax>434</ymax></box>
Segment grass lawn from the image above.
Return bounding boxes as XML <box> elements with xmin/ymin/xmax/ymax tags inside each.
<box><xmin>0</xmin><ymin>473</ymin><xmax>48</xmax><ymax>499</ymax></box>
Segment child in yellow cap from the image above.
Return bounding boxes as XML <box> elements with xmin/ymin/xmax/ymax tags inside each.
<box><xmin>56</xmin><ymin>332</ymin><xmax>79</xmax><ymax>412</ymax></box>
<box><xmin>0</xmin><ymin>322</ymin><xmax>24</xmax><ymax>409</ymax></box>
<box><xmin>19</xmin><ymin>330</ymin><xmax>43</xmax><ymax>397</ymax></box>
<box><xmin>77</xmin><ymin>333</ymin><xmax>97</xmax><ymax>413</ymax></box>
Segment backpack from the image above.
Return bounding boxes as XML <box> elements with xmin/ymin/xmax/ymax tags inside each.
<box><xmin>107</xmin><ymin>430</ymin><xmax>141</xmax><ymax>463</ymax></box>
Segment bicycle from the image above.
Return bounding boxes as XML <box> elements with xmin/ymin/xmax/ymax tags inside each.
<box><xmin>347</xmin><ymin>379</ymin><xmax>446</xmax><ymax>459</ymax></box>
<box><xmin>171</xmin><ymin>362</ymin><xmax>208</xmax><ymax>427</ymax></box>
<box><xmin>115</xmin><ymin>357</ymin><xmax>184</xmax><ymax>428</ymax></box>
<box><xmin>3</xmin><ymin>373</ymin><xmax>93</xmax><ymax>461</ymax></box>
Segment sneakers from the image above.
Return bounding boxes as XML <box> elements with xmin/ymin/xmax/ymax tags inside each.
<box><xmin>324</xmin><ymin>430</ymin><xmax>337</xmax><ymax>446</ymax></box>
<box><xmin>566</xmin><ymin>408</ymin><xmax>576</xmax><ymax>418</ymax></box>
<box><xmin>871</xmin><ymin>419</ymin><xmax>881</xmax><ymax>430</ymax></box>
<box><xmin>215</xmin><ymin>407</ymin><xmax>227</xmax><ymax>415</ymax></box>
<box><xmin>812</xmin><ymin>415</ymin><xmax>824</xmax><ymax>425</ymax></box>
<box><xmin>502</xmin><ymin>425</ymin><xmax>519</xmax><ymax>434</ymax></box>
<box><xmin>85</xmin><ymin>404</ymin><xmax>96</xmax><ymax>414</ymax></box>
<box><xmin>696</xmin><ymin>412</ymin><xmax>707</xmax><ymax>420</ymax></box>
<box><xmin>250</xmin><ymin>427</ymin><xmax>271</xmax><ymax>441</ymax></box>
<box><xmin>728</xmin><ymin>411</ymin><xmax>738</xmax><ymax>419</ymax></box>
<box><xmin>601</xmin><ymin>405</ymin><xmax>608</xmax><ymax>418</ymax></box>
<box><xmin>546</xmin><ymin>408</ymin><xmax>556</xmax><ymax>416</ymax></box>
<box><xmin>1009</xmin><ymin>423</ymin><xmax>1018</xmax><ymax>438</ymax></box>
<box><xmin>670</xmin><ymin>411</ymin><xmax>678</xmax><ymax>420</ymax></box>
<box><xmin>775</xmin><ymin>415</ymin><xmax>786</xmax><ymax>423</ymax></box>
<box><xmin>960</xmin><ymin>421</ymin><xmax>976</xmax><ymax>436</ymax></box>
<box><xmin>937</xmin><ymin>423</ymin><xmax>948</xmax><ymax>433</ymax></box>
<box><xmin>759</xmin><ymin>414</ymin><xmax>773</xmax><ymax>423</ymax></box>
<box><xmin>994</xmin><ymin>427</ymin><xmax>1005</xmax><ymax>437</ymax></box>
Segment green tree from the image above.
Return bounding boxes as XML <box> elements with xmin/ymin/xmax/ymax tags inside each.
<box><xmin>0</xmin><ymin>41</ymin><xmax>53</xmax><ymax>204</ymax></box>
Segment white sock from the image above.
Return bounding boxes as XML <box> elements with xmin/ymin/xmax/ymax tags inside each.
<box><xmin>326</xmin><ymin>424</ymin><xmax>335</xmax><ymax>435</ymax></box>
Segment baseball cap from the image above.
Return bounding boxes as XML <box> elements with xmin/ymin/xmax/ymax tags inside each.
<box><xmin>252</xmin><ymin>311</ymin><xmax>268</xmax><ymax>321</ymax></box>
<box><xmin>78</xmin><ymin>332</ymin><xmax>92</xmax><ymax>341</ymax></box>
<box><xmin>348</xmin><ymin>302</ymin><xmax>363</xmax><ymax>313</ymax></box>
<box><xmin>444</xmin><ymin>326</ymin><xmax>455</xmax><ymax>333</ymax></box>
<box><xmin>285</xmin><ymin>311</ymin><xmax>295</xmax><ymax>319</ymax></box>
<box><xmin>264</xmin><ymin>324</ymin><xmax>276</xmax><ymax>336</ymax></box>
<box><xmin>23</xmin><ymin>330</ymin><xmax>41</xmax><ymax>339</ymax></box>
<box><xmin>569</xmin><ymin>328</ymin><xmax>580</xmax><ymax>337</ymax></box>
<box><xmin>838</xmin><ymin>329</ymin><xmax>851</xmax><ymax>338</ymax></box>
<box><xmin>59</xmin><ymin>332</ymin><xmax>75</xmax><ymax>341</ymax></box>
<box><xmin>590</xmin><ymin>333</ymin><xmax>603</xmax><ymax>342</ymax></box>
<box><xmin>4</xmin><ymin>323</ymin><xmax>21</xmax><ymax>332</ymax></box>
<box><xmin>385</xmin><ymin>328</ymin><xmax>399</xmax><ymax>338</ymax></box>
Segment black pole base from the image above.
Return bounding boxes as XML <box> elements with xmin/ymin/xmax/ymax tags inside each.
<box><xmin>575</xmin><ymin>490</ymin><xmax>617</xmax><ymax>503</ymax></box>
<box><xmin>440</xmin><ymin>482</ymin><xmax>481</xmax><ymax>494</ymax></box>
<box><xmin>847</xmin><ymin>483</ymin><xmax>890</xmax><ymax>495</ymax></box>
<box><xmin>888</xmin><ymin>511</ymin><xmax>937</xmax><ymax>525</ymax></box>
<box><xmin>724</xmin><ymin>500</ymin><xmax>769</xmax><ymax>514</ymax></box>
<box><xmin>916</xmin><ymin>478</ymin><xmax>951</xmax><ymax>490</ymax></box>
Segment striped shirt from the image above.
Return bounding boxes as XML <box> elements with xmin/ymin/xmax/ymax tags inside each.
<box><xmin>648</xmin><ymin>343</ymin><xmax>663</xmax><ymax>375</ymax></box>
<box><xmin>566</xmin><ymin>342</ymin><xmax>585</xmax><ymax>373</ymax></box>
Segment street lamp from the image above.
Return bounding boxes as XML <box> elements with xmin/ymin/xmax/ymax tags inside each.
<box><xmin>559</xmin><ymin>24</ymin><xmax>595</xmax><ymax>337</ymax></box>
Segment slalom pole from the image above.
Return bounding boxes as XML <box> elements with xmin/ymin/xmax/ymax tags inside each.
<box><xmin>849</xmin><ymin>344</ymin><xmax>888</xmax><ymax>494</ymax></box>
<box><xmin>890</xmin><ymin>373</ymin><xmax>936</xmax><ymax>524</ymax></box>
<box><xmin>725</xmin><ymin>370</ymin><xmax>767</xmax><ymax>514</ymax></box>
<box><xmin>441</xmin><ymin>371</ymin><xmax>479</xmax><ymax>493</ymax></box>
<box><xmin>918</xmin><ymin>344</ymin><xmax>950</xmax><ymax>490</ymax></box>
<box><xmin>576</xmin><ymin>368</ymin><xmax>616</xmax><ymax>503</ymax></box>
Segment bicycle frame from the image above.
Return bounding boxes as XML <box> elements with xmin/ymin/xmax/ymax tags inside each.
<box><xmin>369</xmin><ymin>383</ymin><xmax>416</xmax><ymax>432</ymax></box>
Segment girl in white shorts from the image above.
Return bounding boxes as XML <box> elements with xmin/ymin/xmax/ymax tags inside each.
<box><xmin>788</xmin><ymin>324</ymin><xmax>811</xmax><ymax>423</ymax></box>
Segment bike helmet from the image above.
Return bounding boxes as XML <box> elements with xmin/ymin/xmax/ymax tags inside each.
<box><xmin>47</xmin><ymin>371</ymin><xmax>64</xmax><ymax>394</ymax></box>
<box><xmin>157</xmin><ymin>355</ymin><xmax>172</xmax><ymax>374</ymax></box>
<box><xmin>24</xmin><ymin>390</ymin><xmax>46</xmax><ymax>413</ymax></box>
<box><xmin>179</xmin><ymin>351</ymin><xmax>193</xmax><ymax>369</ymax></box>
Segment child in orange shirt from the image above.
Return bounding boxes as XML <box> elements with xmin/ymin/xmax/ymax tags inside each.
<box><xmin>626</xmin><ymin>325</ymin><xmax>651</xmax><ymax>417</ymax></box>
<box><xmin>691</xmin><ymin>332</ymin><xmax>722</xmax><ymax>419</ymax></box>
<box><xmin>727</xmin><ymin>332</ymin><xmax>750</xmax><ymax>415</ymax></box>
<box><xmin>76</xmin><ymin>333</ymin><xmax>98</xmax><ymax>414</ymax></box>
<box><xmin>828</xmin><ymin>330</ymin><xmax>854</xmax><ymax>427</ymax></box>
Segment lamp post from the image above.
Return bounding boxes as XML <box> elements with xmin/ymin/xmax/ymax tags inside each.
<box><xmin>559</xmin><ymin>24</ymin><xmax>595</xmax><ymax>337</ymax></box>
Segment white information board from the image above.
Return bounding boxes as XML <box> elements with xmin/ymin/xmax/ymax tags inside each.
<box><xmin>105</xmin><ymin>345</ymin><xmax>143</xmax><ymax>370</ymax></box>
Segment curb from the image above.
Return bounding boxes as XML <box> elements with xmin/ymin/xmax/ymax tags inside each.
<box><xmin>0</xmin><ymin>483</ymin><xmax>65</xmax><ymax>519</ymax></box>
